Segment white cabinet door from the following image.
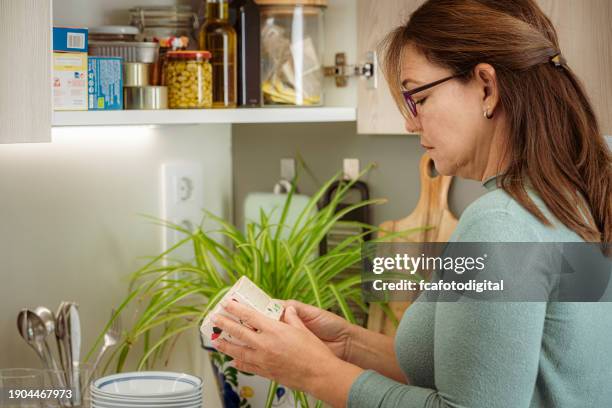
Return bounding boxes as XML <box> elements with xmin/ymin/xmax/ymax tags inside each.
<box><xmin>536</xmin><ymin>0</ymin><xmax>612</xmax><ymax>135</ymax></box>
<box><xmin>0</xmin><ymin>0</ymin><xmax>52</xmax><ymax>143</ymax></box>
<box><xmin>356</xmin><ymin>0</ymin><xmax>425</xmax><ymax>135</ymax></box>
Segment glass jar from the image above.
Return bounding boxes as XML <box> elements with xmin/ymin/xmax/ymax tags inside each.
<box><xmin>258</xmin><ymin>0</ymin><xmax>326</xmax><ymax>106</ymax></box>
<box><xmin>165</xmin><ymin>51</ymin><xmax>213</xmax><ymax>109</ymax></box>
<box><xmin>199</xmin><ymin>0</ymin><xmax>238</xmax><ymax>108</ymax></box>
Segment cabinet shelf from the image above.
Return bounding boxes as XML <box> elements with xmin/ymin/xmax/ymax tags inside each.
<box><xmin>52</xmin><ymin>107</ymin><xmax>357</xmax><ymax>127</ymax></box>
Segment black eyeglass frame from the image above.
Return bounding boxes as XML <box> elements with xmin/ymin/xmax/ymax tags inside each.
<box><xmin>401</xmin><ymin>72</ymin><xmax>467</xmax><ymax>117</ymax></box>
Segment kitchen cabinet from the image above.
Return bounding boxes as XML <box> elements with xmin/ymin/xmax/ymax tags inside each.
<box><xmin>0</xmin><ymin>0</ymin><xmax>52</xmax><ymax>143</ymax></box>
<box><xmin>0</xmin><ymin>0</ymin><xmax>359</xmax><ymax>136</ymax></box>
<box><xmin>1</xmin><ymin>0</ymin><xmax>383</xmax><ymax>135</ymax></box>
<box><xmin>50</xmin><ymin>0</ymin><xmax>359</xmax><ymax>128</ymax></box>
<box><xmin>1</xmin><ymin>0</ymin><xmax>609</xmax><ymax>138</ymax></box>
<box><xmin>355</xmin><ymin>0</ymin><xmax>612</xmax><ymax>135</ymax></box>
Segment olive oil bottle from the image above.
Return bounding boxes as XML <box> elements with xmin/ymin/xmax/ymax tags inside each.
<box><xmin>199</xmin><ymin>0</ymin><xmax>237</xmax><ymax>108</ymax></box>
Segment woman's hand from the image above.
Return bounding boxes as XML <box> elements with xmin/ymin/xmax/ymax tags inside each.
<box><xmin>281</xmin><ymin>299</ymin><xmax>355</xmax><ymax>361</ymax></box>
<box><xmin>210</xmin><ymin>299</ymin><xmax>346</xmax><ymax>394</ymax></box>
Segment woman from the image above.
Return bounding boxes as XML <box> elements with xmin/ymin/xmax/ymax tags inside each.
<box><xmin>210</xmin><ymin>0</ymin><xmax>612</xmax><ymax>406</ymax></box>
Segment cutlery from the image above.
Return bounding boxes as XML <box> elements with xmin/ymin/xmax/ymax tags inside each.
<box><xmin>33</xmin><ymin>306</ymin><xmax>67</xmax><ymax>388</ymax></box>
<box><xmin>55</xmin><ymin>302</ymin><xmax>72</xmax><ymax>388</ymax></box>
<box><xmin>68</xmin><ymin>303</ymin><xmax>82</xmax><ymax>405</ymax></box>
<box><xmin>87</xmin><ymin>309</ymin><xmax>121</xmax><ymax>388</ymax></box>
<box><xmin>16</xmin><ymin>309</ymin><xmax>55</xmax><ymax>371</ymax></box>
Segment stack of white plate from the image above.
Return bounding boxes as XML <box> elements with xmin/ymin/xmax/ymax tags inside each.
<box><xmin>90</xmin><ymin>371</ymin><xmax>202</xmax><ymax>408</ymax></box>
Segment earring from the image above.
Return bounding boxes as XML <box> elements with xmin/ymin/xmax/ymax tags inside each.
<box><xmin>484</xmin><ymin>109</ymin><xmax>493</xmax><ymax>119</ymax></box>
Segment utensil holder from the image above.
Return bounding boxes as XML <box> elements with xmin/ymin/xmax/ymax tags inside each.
<box><xmin>0</xmin><ymin>368</ymin><xmax>45</xmax><ymax>407</ymax></box>
<box><xmin>41</xmin><ymin>363</ymin><xmax>93</xmax><ymax>408</ymax></box>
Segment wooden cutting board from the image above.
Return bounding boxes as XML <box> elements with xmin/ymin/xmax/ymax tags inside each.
<box><xmin>367</xmin><ymin>153</ymin><xmax>458</xmax><ymax>335</ymax></box>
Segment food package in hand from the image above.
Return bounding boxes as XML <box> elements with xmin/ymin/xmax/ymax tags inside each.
<box><xmin>200</xmin><ymin>276</ymin><xmax>284</xmax><ymax>349</ymax></box>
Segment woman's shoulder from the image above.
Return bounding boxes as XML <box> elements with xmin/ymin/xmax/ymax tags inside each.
<box><xmin>451</xmin><ymin>188</ymin><xmax>583</xmax><ymax>243</ymax></box>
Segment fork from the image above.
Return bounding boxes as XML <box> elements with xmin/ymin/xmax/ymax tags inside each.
<box><xmin>87</xmin><ymin>309</ymin><xmax>121</xmax><ymax>386</ymax></box>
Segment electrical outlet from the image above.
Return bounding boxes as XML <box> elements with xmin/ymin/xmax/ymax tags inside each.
<box><xmin>161</xmin><ymin>163</ymin><xmax>204</xmax><ymax>259</ymax></box>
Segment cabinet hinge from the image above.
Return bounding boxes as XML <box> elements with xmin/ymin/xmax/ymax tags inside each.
<box><xmin>324</xmin><ymin>52</ymin><xmax>377</xmax><ymax>88</ymax></box>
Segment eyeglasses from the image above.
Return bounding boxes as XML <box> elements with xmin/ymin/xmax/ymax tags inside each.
<box><xmin>402</xmin><ymin>73</ymin><xmax>465</xmax><ymax>117</ymax></box>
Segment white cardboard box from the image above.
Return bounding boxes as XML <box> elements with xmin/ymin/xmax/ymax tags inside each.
<box><xmin>200</xmin><ymin>276</ymin><xmax>284</xmax><ymax>349</ymax></box>
<box><xmin>53</xmin><ymin>52</ymin><xmax>88</xmax><ymax>111</ymax></box>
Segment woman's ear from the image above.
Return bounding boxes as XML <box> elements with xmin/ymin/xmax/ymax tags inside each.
<box><xmin>473</xmin><ymin>63</ymin><xmax>499</xmax><ymax>118</ymax></box>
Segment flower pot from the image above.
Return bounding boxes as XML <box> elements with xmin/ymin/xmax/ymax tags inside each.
<box><xmin>209</xmin><ymin>351</ymin><xmax>297</xmax><ymax>408</ymax></box>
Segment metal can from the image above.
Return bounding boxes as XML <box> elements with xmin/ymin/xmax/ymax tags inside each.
<box><xmin>164</xmin><ymin>51</ymin><xmax>213</xmax><ymax>109</ymax></box>
<box><xmin>88</xmin><ymin>41</ymin><xmax>160</xmax><ymax>64</ymax></box>
<box><xmin>124</xmin><ymin>86</ymin><xmax>168</xmax><ymax>109</ymax></box>
<box><xmin>124</xmin><ymin>62</ymin><xmax>151</xmax><ymax>87</ymax></box>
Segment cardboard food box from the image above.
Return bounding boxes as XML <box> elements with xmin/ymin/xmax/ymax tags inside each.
<box><xmin>88</xmin><ymin>57</ymin><xmax>123</xmax><ymax>110</ymax></box>
<box><xmin>200</xmin><ymin>276</ymin><xmax>284</xmax><ymax>349</ymax></box>
<box><xmin>53</xmin><ymin>52</ymin><xmax>88</xmax><ymax>111</ymax></box>
<box><xmin>53</xmin><ymin>27</ymin><xmax>88</xmax><ymax>53</ymax></box>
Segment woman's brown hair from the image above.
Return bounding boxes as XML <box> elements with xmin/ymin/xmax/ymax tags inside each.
<box><xmin>382</xmin><ymin>0</ymin><xmax>611</xmax><ymax>249</ymax></box>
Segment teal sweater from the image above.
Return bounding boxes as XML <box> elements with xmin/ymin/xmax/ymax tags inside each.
<box><xmin>348</xmin><ymin>176</ymin><xmax>612</xmax><ymax>407</ymax></box>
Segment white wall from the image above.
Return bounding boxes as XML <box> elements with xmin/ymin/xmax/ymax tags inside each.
<box><xmin>0</xmin><ymin>124</ymin><xmax>230</xmax><ymax>407</ymax></box>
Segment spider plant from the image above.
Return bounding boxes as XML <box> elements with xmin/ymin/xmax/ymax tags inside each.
<box><xmin>86</xmin><ymin>167</ymin><xmax>424</xmax><ymax>408</ymax></box>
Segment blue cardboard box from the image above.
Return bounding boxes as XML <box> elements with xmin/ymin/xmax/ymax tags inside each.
<box><xmin>88</xmin><ymin>57</ymin><xmax>123</xmax><ymax>110</ymax></box>
<box><xmin>53</xmin><ymin>27</ymin><xmax>88</xmax><ymax>53</ymax></box>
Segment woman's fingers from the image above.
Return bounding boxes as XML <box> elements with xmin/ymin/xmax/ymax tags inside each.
<box><xmin>232</xmin><ymin>359</ymin><xmax>266</xmax><ymax>376</ymax></box>
<box><xmin>284</xmin><ymin>299</ymin><xmax>307</xmax><ymax>310</ymax></box>
<box><xmin>284</xmin><ymin>299</ymin><xmax>324</xmax><ymax>321</ymax></box>
<box><xmin>212</xmin><ymin>313</ymin><xmax>262</xmax><ymax>347</ymax></box>
<box><xmin>283</xmin><ymin>306</ymin><xmax>309</xmax><ymax>330</ymax></box>
<box><xmin>221</xmin><ymin>299</ymin><xmax>274</xmax><ymax>332</ymax></box>
<box><xmin>213</xmin><ymin>339</ymin><xmax>261</xmax><ymax>366</ymax></box>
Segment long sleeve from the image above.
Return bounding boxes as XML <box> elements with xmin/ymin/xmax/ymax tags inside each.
<box><xmin>348</xmin><ymin>208</ymin><xmax>549</xmax><ymax>408</ymax></box>
<box><xmin>348</xmin><ymin>302</ymin><xmax>546</xmax><ymax>408</ymax></box>
<box><xmin>348</xmin><ymin>369</ymin><xmax>436</xmax><ymax>407</ymax></box>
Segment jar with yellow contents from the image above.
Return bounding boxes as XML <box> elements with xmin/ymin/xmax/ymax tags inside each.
<box><xmin>165</xmin><ymin>51</ymin><xmax>213</xmax><ymax>108</ymax></box>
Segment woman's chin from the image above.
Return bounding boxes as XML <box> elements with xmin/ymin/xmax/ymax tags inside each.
<box><xmin>429</xmin><ymin>157</ymin><xmax>454</xmax><ymax>176</ymax></box>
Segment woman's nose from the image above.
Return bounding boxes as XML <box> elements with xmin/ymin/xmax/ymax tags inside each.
<box><xmin>405</xmin><ymin>118</ymin><xmax>421</xmax><ymax>134</ymax></box>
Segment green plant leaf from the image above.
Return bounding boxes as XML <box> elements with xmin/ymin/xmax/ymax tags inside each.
<box><xmin>378</xmin><ymin>302</ymin><xmax>400</xmax><ymax>327</ymax></box>
<box><xmin>84</xmin><ymin>287</ymin><xmax>141</xmax><ymax>362</ymax></box>
<box><xmin>328</xmin><ymin>283</ymin><xmax>356</xmax><ymax>323</ymax></box>
<box><xmin>303</xmin><ymin>264</ymin><xmax>322</xmax><ymax>308</ymax></box>
<box><xmin>264</xmin><ymin>381</ymin><xmax>278</xmax><ymax>408</ymax></box>
<box><xmin>296</xmin><ymin>391</ymin><xmax>310</xmax><ymax>408</ymax></box>
<box><xmin>116</xmin><ymin>343</ymin><xmax>131</xmax><ymax>373</ymax></box>
<box><xmin>136</xmin><ymin>323</ymin><xmax>197</xmax><ymax>370</ymax></box>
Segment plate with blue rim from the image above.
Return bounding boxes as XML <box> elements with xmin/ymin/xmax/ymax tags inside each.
<box><xmin>91</xmin><ymin>371</ymin><xmax>202</xmax><ymax>400</ymax></box>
